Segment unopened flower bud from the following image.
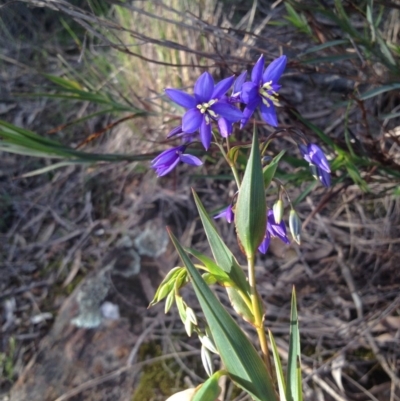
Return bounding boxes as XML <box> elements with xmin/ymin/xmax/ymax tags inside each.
<box><xmin>289</xmin><ymin>209</ymin><xmax>301</xmax><ymax>245</ymax></box>
<box><xmin>186</xmin><ymin>307</ymin><xmax>197</xmax><ymax>326</ymax></box>
<box><xmin>201</xmin><ymin>345</ymin><xmax>214</xmax><ymax>376</ymax></box>
<box><xmin>184</xmin><ymin>317</ymin><xmax>193</xmax><ymax>337</ymax></box>
<box><xmin>199</xmin><ymin>334</ymin><xmax>218</xmax><ymax>354</ymax></box>
<box><xmin>273</xmin><ymin>200</ymin><xmax>284</xmax><ymax>224</ymax></box>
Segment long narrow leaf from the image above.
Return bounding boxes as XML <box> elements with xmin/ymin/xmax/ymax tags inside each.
<box><xmin>192</xmin><ymin>191</ymin><xmax>249</xmax><ymax>295</ymax></box>
<box><xmin>235</xmin><ymin>127</ymin><xmax>266</xmax><ymax>257</ymax></box>
<box><xmin>286</xmin><ymin>287</ymin><xmax>302</xmax><ymax>401</ymax></box>
<box><xmin>269</xmin><ymin>330</ymin><xmax>287</xmax><ymax>401</ymax></box>
<box><xmin>168</xmin><ymin>229</ymin><xmax>278</xmax><ymax>401</ymax></box>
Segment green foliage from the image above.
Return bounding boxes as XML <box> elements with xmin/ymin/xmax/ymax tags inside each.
<box><xmin>167</xmin><ymin>229</ymin><xmax>278</xmax><ymax>401</ymax></box>
<box><xmin>235</xmin><ymin>129</ymin><xmax>266</xmax><ymax>258</ymax></box>
<box><xmin>0</xmin><ymin>337</ymin><xmax>16</xmax><ymax>381</ymax></box>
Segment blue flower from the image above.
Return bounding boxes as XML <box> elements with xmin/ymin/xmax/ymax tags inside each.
<box><xmin>229</xmin><ymin>71</ymin><xmax>247</xmax><ymax>103</ymax></box>
<box><xmin>299</xmin><ymin>143</ymin><xmax>331</xmax><ymax>187</ymax></box>
<box><xmin>240</xmin><ymin>55</ymin><xmax>287</xmax><ymax>128</ymax></box>
<box><xmin>214</xmin><ymin>205</ymin><xmax>234</xmax><ymax>223</ymax></box>
<box><xmin>151</xmin><ymin>145</ymin><xmax>202</xmax><ymax>177</ymax></box>
<box><xmin>165</xmin><ymin>73</ymin><xmax>243</xmax><ymax>150</ymax></box>
<box><xmin>258</xmin><ymin>210</ymin><xmax>290</xmax><ymax>254</ymax></box>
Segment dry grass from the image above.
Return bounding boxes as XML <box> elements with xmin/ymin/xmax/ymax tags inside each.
<box><xmin>1</xmin><ymin>0</ymin><xmax>400</xmax><ymax>400</ymax></box>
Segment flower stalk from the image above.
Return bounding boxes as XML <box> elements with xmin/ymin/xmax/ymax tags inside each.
<box><xmin>247</xmin><ymin>252</ymin><xmax>273</xmax><ymax>377</ymax></box>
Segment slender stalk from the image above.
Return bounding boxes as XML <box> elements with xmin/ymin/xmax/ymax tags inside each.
<box><xmin>216</xmin><ymin>138</ymin><xmax>241</xmax><ymax>188</ymax></box>
<box><xmin>225</xmin><ymin>137</ymin><xmax>241</xmax><ymax>188</ymax></box>
<box><xmin>247</xmin><ymin>253</ymin><xmax>273</xmax><ymax>377</ymax></box>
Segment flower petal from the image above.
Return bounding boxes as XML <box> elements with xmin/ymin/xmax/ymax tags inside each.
<box><xmin>182</xmin><ymin>108</ymin><xmax>203</xmax><ymax>133</ymax></box>
<box><xmin>154</xmin><ymin>157</ymin><xmax>180</xmax><ymax>177</ymax></box>
<box><xmin>317</xmin><ymin>167</ymin><xmax>331</xmax><ymax>187</ymax></box>
<box><xmin>180</xmin><ymin>153</ymin><xmax>203</xmax><ymax>166</ymax></box>
<box><xmin>260</xmin><ymin>103</ymin><xmax>278</xmax><ymax>127</ymax></box>
<box><xmin>217</xmin><ymin>117</ymin><xmax>232</xmax><ymax>138</ymax></box>
<box><xmin>262</xmin><ymin>55</ymin><xmax>287</xmax><ymax>84</ymax></box>
<box><xmin>165</xmin><ymin>89</ymin><xmax>196</xmax><ymax>108</ymax></box>
<box><xmin>299</xmin><ymin>144</ymin><xmax>311</xmax><ymax>163</ymax></box>
<box><xmin>200</xmin><ymin>119</ymin><xmax>212</xmax><ymax>150</ymax></box>
<box><xmin>167</xmin><ymin>125</ymin><xmax>184</xmax><ymax>138</ymax></box>
<box><xmin>151</xmin><ymin>146</ymin><xmax>182</xmax><ymax>166</ymax></box>
<box><xmin>258</xmin><ymin>232</ymin><xmax>271</xmax><ymax>254</ymax></box>
<box><xmin>212</xmin><ymin>76</ymin><xmax>235</xmax><ymax>99</ymax></box>
<box><xmin>240</xmin><ymin>82</ymin><xmax>259</xmax><ymax>104</ymax></box>
<box><xmin>194</xmin><ymin>72</ymin><xmax>214</xmax><ymax>103</ymax></box>
<box><xmin>240</xmin><ymin>99</ymin><xmax>259</xmax><ymax>128</ymax></box>
<box><xmin>251</xmin><ymin>54</ymin><xmax>264</xmax><ymax>85</ymax></box>
<box><xmin>214</xmin><ymin>205</ymin><xmax>234</xmax><ymax>223</ymax></box>
<box><xmin>233</xmin><ymin>71</ymin><xmax>247</xmax><ymax>96</ymax></box>
<box><xmin>308</xmin><ymin>144</ymin><xmax>330</xmax><ymax>172</ymax></box>
<box><xmin>211</xmin><ymin>102</ymin><xmax>243</xmax><ymax>122</ymax></box>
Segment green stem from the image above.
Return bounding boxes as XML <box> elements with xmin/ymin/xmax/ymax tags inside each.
<box><xmin>224</xmin><ymin>137</ymin><xmax>241</xmax><ymax>188</ymax></box>
<box><xmin>247</xmin><ymin>253</ymin><xmax>273</xmax><ymax>377</ymax></box>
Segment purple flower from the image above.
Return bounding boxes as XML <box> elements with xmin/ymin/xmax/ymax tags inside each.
<box><xmin>299</xmin><ymin>143</ymin><xmax>331</xmax><ymax>187</ymax></box>
<box><xmin>151</xmin><ymin>145</ymin><xmax>202</xmax><ymax>177</ymax></box>
<box><xmin>229</xmin><ymin>71</ymin><xmax>247</xmax><ymax>103</ymax></box>
<box><xmin>167</xmin><ymin>125</ymin><xmax>195</xmax><ymax>144</ymax></box>
<box><xmin>258</xmin><ymin>210</ymin><xmax>290</xmax><ymax>254</ymax></box>
<box><xmin>214</xmin><ymin>205</ymin><xmax>234</xmax><ymax>223</ymax></box>
<box><xmin>165</xmin><ymin>73</ymin><xmax>243</xmax><ymax>150</ymax></box>
<box><xmin>240</xmin><ymin>55</ymin><xmax>287</xmax><ymax>128</ymax></box>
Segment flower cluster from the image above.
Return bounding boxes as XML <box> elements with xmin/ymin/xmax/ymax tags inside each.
<box><xmin>152</xmin><ymin>55</ymin><xmax>287</xmax><ymax>177</ymax></box>
<box><xmin>151</xmin><ymin>54</ymin><xmax>332</xmax><ymax>254</ymax></box>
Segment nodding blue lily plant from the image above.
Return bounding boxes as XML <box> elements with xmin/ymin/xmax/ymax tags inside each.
<box><xmin>151</xmin><ymin>55</ymin><xmax>332</xmax><ymax>401</ymax></box>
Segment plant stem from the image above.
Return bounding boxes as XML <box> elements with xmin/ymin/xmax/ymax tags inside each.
<box><xmin>247</xmin><ymin>253</ymin><xmax>273</xmax><ymax>377</ymax></box>
<box><xmin>225</xmin><ymin>137</ymin><xmax>241</xmax><ymax>188</ymax></box>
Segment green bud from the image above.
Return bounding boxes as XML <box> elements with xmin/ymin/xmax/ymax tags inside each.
<box><xmin>184</xmin><ymin>317</ymin><xmax>193</xmax><ymax>337</ymax></box>
<box><xmin>201</xmin><ymin>345</ymin><xmax>214</xmax><ymax>377</ymax></box>
<box><xmin>164</xmin><ymin>291</ymin><xmax>175</xmax><ymax>314</ymax></box>
<box><xmin>199</xmin><ymin>334</ymin><xmax>218</xmax><ymax>354</ymax></box>
<box><xmin>186</xmin><ymin>307</ymin><xmax>197</xmax><ymax>326</ymax></box>
<box><xmin>175</xmin><ymin>295</ymin><xmax>187</xmax><ymax>323</ymax></box>
<box><xmin>273</xmin><ymin>199</ymin><xmax>284</xmax><ymax>224</ymax></box>
<box><xmin>289</xmin><ymin>209</ymin><xmax>301</xmax><ymax>245</ymax></box>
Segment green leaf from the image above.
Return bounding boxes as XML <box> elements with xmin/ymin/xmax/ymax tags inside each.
<box><xmin>376</xmin><ymin>35</ymin><xmax>397</xmax><ymax>67</ymax></box>
<box><xmin>299</xmin><ymin>39</ymin><xmax>348</xmax><ymax>56</ymax></box>
<box><xmin>263</xmin><ymin>150</ymin><xmax>286</xmax><ymax>189</ymax></box>
<box><xmin>186</xmin><ymin>248</ymin><xmax>232</xmax><ymax>285</ymax></box>
<box><xmin>149</xmin><ymin>266</ymin><xmax>186</xmax><ymax>306</ymax></box>
<box><xmin>227</xmin><ymin>145</ymin><xmax>241</xmax><ymax>165</ymax></box>
<box><xmin>269</xmin><ymin>331</ymin><xmax>287</xmax><ymax>401</ymax></box>
<box><xmin>192</xmin><ymin>371</ymin><xmax>224</xmax><ymax>401</ymax></box>
<box><xmin>235</xmin><ymin>128</ymin><xmax>266</xmax><ymax>257</ymax></box>
<box><xmin>286</xmin><ymin>287</ymin><xmax>302</xmax><ymax>401</ymax></box>
<box><xmin>0</xmin><ymin>120</ymin><xmax>153</xmax><ymax>163</ymax></box>
<box><xmin>301</xmin><ymin>53</ymin><xmax>357</xmax><ymax>65</ymax></box>
<box><xmin>167</xmin><ymin>229</ymin><xmax>278</xmax><ymax>401</ymax></box>
<box><xmin>226</xmin><ymin>286</ymin><xmax>255</xmax><ymax>324</ymax></box>
<box><xmin>358</xmin><ymin>83</ymin><xmax>400</xmax><ymax>101</ymax></box>
<box><xmin>189</xmin><ymin>198</ymin><xmax>255</xmax><ymax>323</ymax></box>
<box><xmin>345</xmin><ymin>162</ymin><xmax>369</xmax><ymax>191</ymax></box>
<box><xmin>192</xmin><ymin>191</ymin><xmax>250</xmax><ymax>296</ymax></box>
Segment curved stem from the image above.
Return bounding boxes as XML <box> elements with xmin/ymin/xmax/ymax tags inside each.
<box><xmin>247</xmin><ymin>253</ymin><xmax>273</xmax><ymax>377</ymax></box>
<box><xmin>216</xmin><ymin>138</ymin><xmax>241</xmax><ymax>189</ymax></box>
